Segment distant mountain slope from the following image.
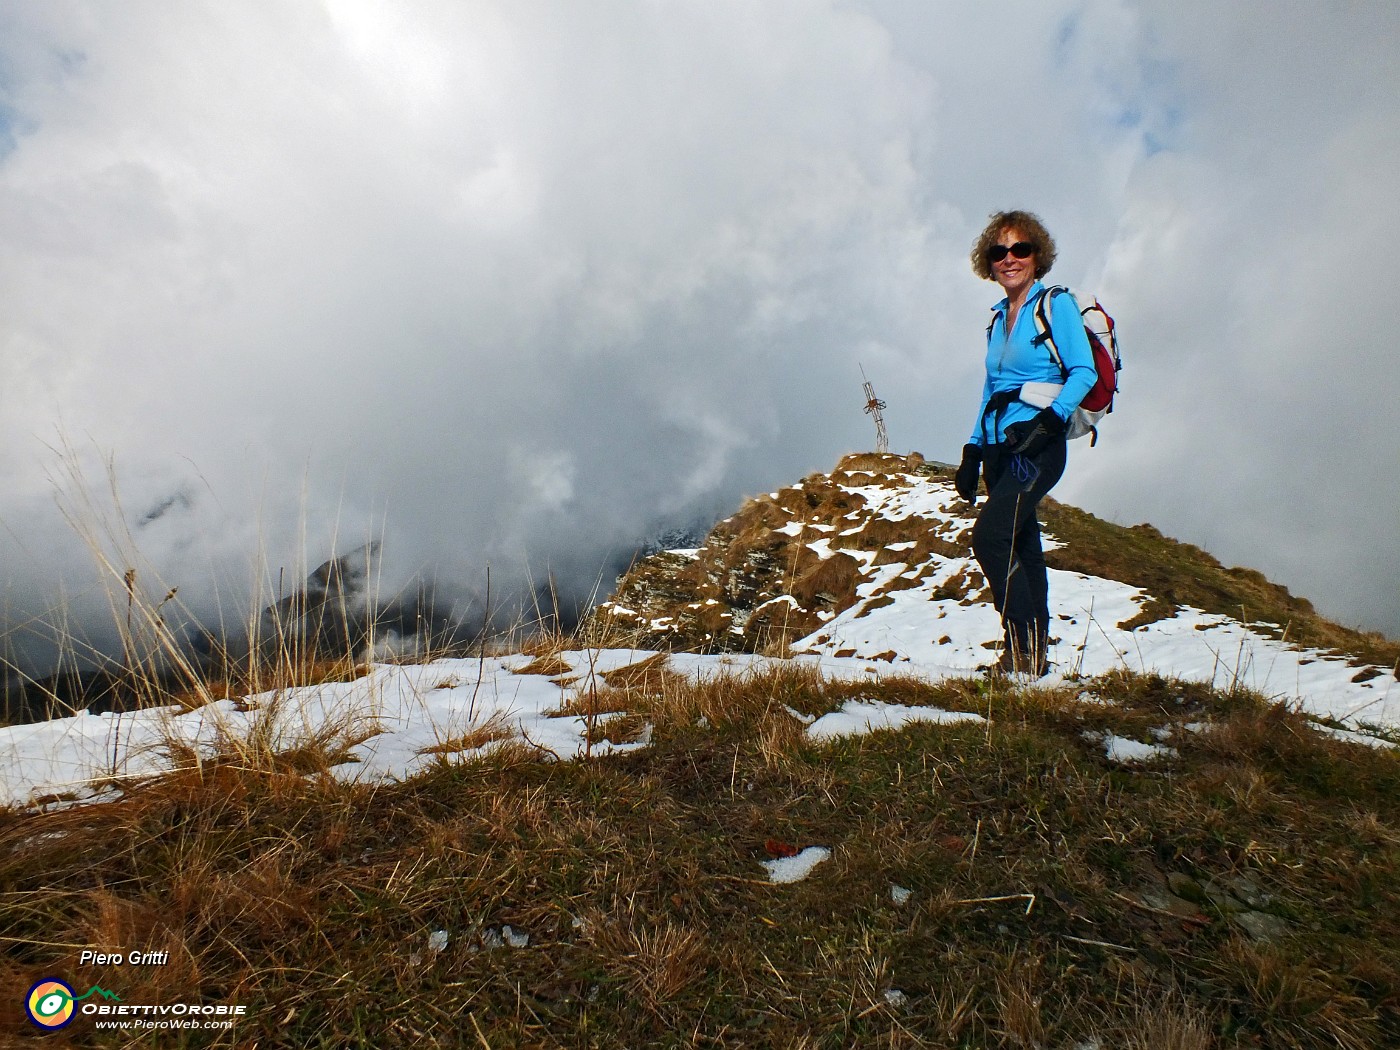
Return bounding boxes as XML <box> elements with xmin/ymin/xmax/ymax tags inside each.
<box><xmin>586</xmin><ymin>452</ymin><xmax>1398</xmax><ymax>726</ymax></box>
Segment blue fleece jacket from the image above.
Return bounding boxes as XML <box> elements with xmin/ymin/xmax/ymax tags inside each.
<box><xmin>969</xmin><ymin>281</ymin><xmax>1097</xmax><ymax>446</ymax></box>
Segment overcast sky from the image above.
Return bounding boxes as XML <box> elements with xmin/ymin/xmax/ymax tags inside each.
<box><xmin>2</xmin><ymin>0</ymin><xmax>1397</xmax><ymax>674</ymax></box>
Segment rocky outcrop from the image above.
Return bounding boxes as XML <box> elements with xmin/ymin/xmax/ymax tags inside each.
<box><xmin>584</xmin><ymin>452</ymin><xmax>977</xmax><ymax>653</ymax></box>
<box><xmin>584</xmin><ymin>451</ymin><xmax>1400</xmax><ymax>679</ymax></box>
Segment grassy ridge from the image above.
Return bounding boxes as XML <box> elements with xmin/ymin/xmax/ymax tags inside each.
<box><xmin>590</xmin><ymin>454</ymin><xmax>1399</xmax><ymax>675</ymax></box>
<box><xmin>3</xmin><ymin>664</ymin><xmax>1398</xmax><ymax>1048</ymax></box>
<box><xmin>1034</xmin><ymin>494</ymin><xmax>1400</xmax><ymax>669</ymax></box>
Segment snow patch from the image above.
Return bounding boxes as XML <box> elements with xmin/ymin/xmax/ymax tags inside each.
<box><xmin>1095</xmin><ymin>733</ymin><xmax>1176</xmax><ymax>764</ymax></box>
<box><xmin>1310</xmin><ymin>722</ymin><xmax>1398</xmax><ymax>750</ymax></box>
<box><xmin>762</xmin><ymin>846</ymin><xmax>831</xmax><ymax>884</ymax></box>
<box><xmin>806</xmin><ymin>701</ymin><xmax>984</xmax><ymax>742</ymax></box>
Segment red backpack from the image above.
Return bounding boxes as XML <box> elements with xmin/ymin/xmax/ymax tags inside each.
<box><xmin>1031</xmin><ymin>286</ymin><xmax>1121</xmax><ymax>445</ymax></box>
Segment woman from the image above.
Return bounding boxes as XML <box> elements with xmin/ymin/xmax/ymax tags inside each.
<box><xmin>954</xmin><ymin>210</ymin><xmax>1096</xmax><ymax>676</ymax></box>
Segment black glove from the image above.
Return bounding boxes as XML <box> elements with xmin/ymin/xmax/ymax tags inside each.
<box><xmin>1003</xmin><ymin>409</ymin><xmax>1065</xmax><ymax>457</ymax></box>
<box><xmin>954</xmin><ymin>443</ymin><xmax>982</xmax><ymax>502</ymax></box>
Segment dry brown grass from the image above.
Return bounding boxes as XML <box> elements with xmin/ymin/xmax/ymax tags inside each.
<box><xmin>3</xmin><ymin>662</ymin><xmax>1398</xmax><ymax>1047</ymax></box>
<box><xmin>834</xmin><ymin>451</ymin><xmax>919</xmax><ymax>475</ymax></box>
<box><xmin>1117</xmin><ymin>994</ymin><xmax>1217</xmax><ymax>1050</ymax></box>
<box><xmin>600</xmin><ymin>653</ymin><xmax>676</xmax><ymax>691</ymax></box>
<box><xmin>1213</xmin><ymin>938</ymin><xmax>1380</xmax><ymax>1050</ymax></box>
<box><xmin>995</xmin><ymin>957</ymin><xmax>1047</xmax><ymax>1049</ymax></box>
<box><xmin>512</xmin><ymin>653</ymin><xmax>574</xmax><ymax>678</ymax></box>
<box><xmin>581</xmin><ymin>912</ymin><xmax>710</xmax><ymax>1014</ymax></box>
<box><xmin>789</xmin><ymin>550</ymin><xmax>862</xmax><ymax>611</ymax></box>
<box><xmin>585</xmin><ymin>712</ymin><xmax>651</xmax><ymax>746</ymax></box>
<box><xmin>417</xmin><ymin>713</ymin><xmax>516</xmax><ymax>757</ymax></box>
<box><xmin>555</xmin><ymin>684</ymin><xmax>631</xmax><ymax>719</ymax></box>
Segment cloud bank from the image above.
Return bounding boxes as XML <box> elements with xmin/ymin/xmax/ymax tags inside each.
<box><xmin>1</xmin><ymin>0</ymin><xmax>1396</xmax><ymax>677</ymax></box>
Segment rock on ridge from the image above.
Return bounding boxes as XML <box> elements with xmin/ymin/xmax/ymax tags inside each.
<box><xmin>585</xmin><ymin>452</ymin><xmax>1400</xmax><ymax>682</ymax></box>
<box><xmin>585</xmin><ymin>452</ymin><xmax>979</xmax><ymax>655</ymax></box>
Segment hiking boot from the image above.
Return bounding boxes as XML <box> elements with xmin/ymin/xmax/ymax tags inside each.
<box><xmin>994</xmin><ymin>647</ymin><xmax>1024</xmax><ymax>675</ymax></box>
<box><xmin>1033</xmin><ymin>619</ymin><xmax>1052</xmax><ymax>677</ymax></box>
<box><xmin>1000</xmin><ymin>645</ymin><xmax>1049</xmax><ymax>677</ymax></box>
<box><xmin>988</xmin><ymin>620</ymin><xmax>1051</xmax><ymax>678</ymax></box>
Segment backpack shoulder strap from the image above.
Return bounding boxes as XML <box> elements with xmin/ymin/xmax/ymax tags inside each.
<box><xmin>985</xmin><ymin>304</ymin><xmax>1003</xmax><ymax>344</ymax></box>
<box><xmin>1031</xmin><ymin>285</ymin><xmax>1070</xmax><ymax>378</ymax></box>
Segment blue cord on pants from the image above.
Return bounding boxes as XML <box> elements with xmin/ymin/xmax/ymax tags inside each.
<box><xmin>1009</xmin><ymin>452</ymin><xmax>1040</xmax><ymax>491</ymax></box>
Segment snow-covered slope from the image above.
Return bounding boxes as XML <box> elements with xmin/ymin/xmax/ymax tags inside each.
<box><xmin>590</xmin><ymin>452</ymin><xmax>1398</xmax><ymax>727</ymax></box>
<box><xmin>3</xmin><ymin>452</ymin><xmax>1396</xmax><ymax>810</ymax></box>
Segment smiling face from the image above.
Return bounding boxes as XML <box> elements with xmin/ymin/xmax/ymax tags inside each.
<box><xmin>990</xmin><ymin>227</ymin><xmax>1037</xmax><ymax>301</ymax></box>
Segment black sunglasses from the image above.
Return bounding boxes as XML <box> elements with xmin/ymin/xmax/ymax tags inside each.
<box><xmin>986</xmin><ymin>241</ymin><xmax>1035</xmax><ymax>263</ymax></box>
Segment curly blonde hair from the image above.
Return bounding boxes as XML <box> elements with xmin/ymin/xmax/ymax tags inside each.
<box><xmin>969</xmin><ymin>210</ymin><xmax>1057</xmax><ymax>281</ymax></box>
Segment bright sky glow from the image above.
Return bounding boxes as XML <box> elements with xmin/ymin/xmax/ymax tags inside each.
<box><xmin>1</xmin><ymin>1</ymin><xmax>1397</xmax><ymax>675</ymax></box>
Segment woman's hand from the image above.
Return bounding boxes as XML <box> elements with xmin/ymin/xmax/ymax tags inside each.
<box><xmin>955</xmin><ymin>444</ymin><xmax>982</xmax><ymax>503</ymax></box>
<box><xmin>1004</xmin><ymin>409</ymin><xmax>1064</xmax><ymax>456</ymax></box>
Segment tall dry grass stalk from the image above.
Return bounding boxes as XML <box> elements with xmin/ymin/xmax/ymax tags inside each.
<box><xmin>31</xmin><ymin>438</ymin><xmax>391</xmax><ymax>714</ymax></box>
<box><xmin>0</xmin><ymin>439</ymin><xmax>424</xmax><ymax>787</ymax></box>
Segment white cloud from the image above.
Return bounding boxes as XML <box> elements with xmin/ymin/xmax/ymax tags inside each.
<box><xmin>0</xmin><ymin>0</ymin><xmax>1396</xmax><ymax>679</ymax></box>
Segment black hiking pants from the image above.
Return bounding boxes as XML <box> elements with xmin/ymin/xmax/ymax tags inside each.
<box><xmin>971</xmin><ymin>438</ymin><xmax>1067</xmax><ymax>653</ymax></box>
